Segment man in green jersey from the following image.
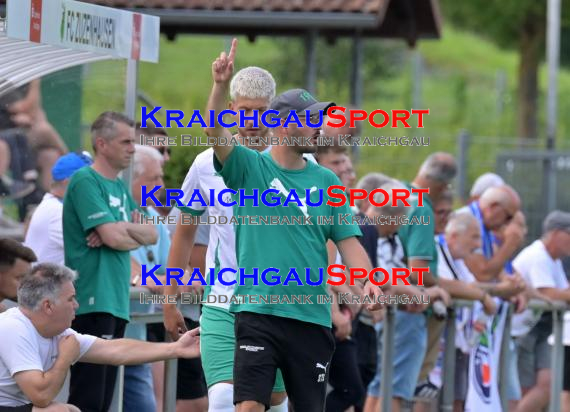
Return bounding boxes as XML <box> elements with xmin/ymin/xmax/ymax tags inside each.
<box><xmin>163</xmin><ymin>65</ymin><xmax>289</xmax><ymax>411</ymax></box>
<box><xmin>63</xmin><ymin>111</ymin><xmax>158</xmax><ymax>412</ymax></box>
<box><xmin>206</xmin><ymin>38</ymin><xmax>383</xmax><ymax>412</ymax></box>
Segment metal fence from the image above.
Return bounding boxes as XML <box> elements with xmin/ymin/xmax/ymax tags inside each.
<box><xmin>380</xmin><ymin>299</ymin><xmax>568</xmax><ymax>412</ymax></box>
<box><xmin>122</xmin><ymin>290</ymin><xmax>569</xmax><ymax>412</ymax></box>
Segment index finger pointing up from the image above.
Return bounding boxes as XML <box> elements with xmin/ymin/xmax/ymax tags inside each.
<box><xmin>228</xmin><ymin>38</ymin><xmax>238</xmax><ymax>62</ymax></box>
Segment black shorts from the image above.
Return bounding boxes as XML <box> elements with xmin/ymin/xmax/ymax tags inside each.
<box><xmin>233</xmin><ymin>311</ymin><xmax>336</xmax><ymax>411</ymax></box>
<box><xmin>0</xmin><ymin>405</ymin><xmax>33</xmax><ymax>412</ymax></box>
<box><xmin>146</xmin><ymin>318</ymin><xmax>207</xmax><ymax>400</ymax></box>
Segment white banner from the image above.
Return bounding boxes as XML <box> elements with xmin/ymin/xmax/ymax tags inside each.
<box><xmin>6</xmin><ymin>0</ymin><xmax>160</xmax><ymax>62</ymax></box>
<box><xmin>465</xmin><ymin>301</ymin><xmax>507</xmax><ymax>412</ymax></box>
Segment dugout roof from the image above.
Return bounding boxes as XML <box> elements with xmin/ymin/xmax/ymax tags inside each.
<box><xmin>40</xmin><ymin>0</ymin><xmax>442</xmax><ymax>46</ymax></box>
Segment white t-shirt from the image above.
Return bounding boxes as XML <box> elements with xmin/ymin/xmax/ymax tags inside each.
<box><xmin>511</xmin><ymin>240</ymin><xmax>569</xmax><ymax>337</ymax></box>
<box><xmin>178</xmin><ymin>148</ymin><xmax>239</xmax><ymax>310</ymax></box>
<box><xmin>24</xmin><ymin>193</ymin><xmax>64</xmax><ymax>265</ymax></box>
<box><xmin>0</xmin><ymin>308</ymin><xmax>96</xmax><ymax>406</ymax></box>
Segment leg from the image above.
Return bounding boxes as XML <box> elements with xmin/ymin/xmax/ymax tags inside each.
<box><xmin>561</xmin><ymin>391</ymin><xmax>570</xmax><ymax>412</ymax></box>
<box><xmin>516</xmin><ymin>333</ymin><xmax>552</xmax><ymax>412</ymax></box>
<box><xmin>279</xmin><ymin>318</ymin><xmax>335</xmax><ymax>411</ymax></box>
<box><xmin>326</xmin><ymin>337</ymin><xmax>364</xmax><ymax>412</ymax></box>
<box><xmin>354</xmin><ymin>321</ymin><xmax>377</xmax><ymax>412</ymax></box>
<box><xmin>122</xmin><ymin>364</ymin><xmax>157</xmax><ymax>412</ymax></box>
<box><xmin>233</xmin><ymin>312</ymin><xmax>280</xmax><ymax>412</ymax></box>
<box><xmin>515</xmin><ymin>368</ymin><xmax>550</xmax><ymax>412</ymax></box>
<box><xmin>68</xmin><ymin>313</ymin><xmax>125</xmax><ymax>412</ymax></box>
<box><xmin>176</xmin><ymin>319</ymin><xmax>208</xmax><ymax>412</ymax></box>
<box><xmin>152</xmin><ymin>361</ymin><xmax>165</xmax><ymax>412</ymax></box>
<box><xmin>269</xmin><ymin>368</ymin><xmax>288</xmax><ymax>411</ymax></box>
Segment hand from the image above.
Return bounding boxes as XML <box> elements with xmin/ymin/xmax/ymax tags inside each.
<box><xmin>175</xmin><ymin>327</ymin><xmax>201</xmax><ymax>359</ymax></box>
<box><xmin>86</xmin><ymin>231</ymin><xmax>103</xmax><ymax>248</ymax></box>
<box><xmin>58</xmin><ymin>335</ymin><xmax>80</xmax><ymax>364</ymax></box>
<box><xmin>403</xmin><ymin>285</ymin><xmax>430</xmax><ymax>313</ymax></box>
<box><xmin>426</xmin><ymin>286</ymin><xmax>451</xmax><ymax>307</ymax></box>
<box><xmin>481</xmin><ymin>293</ymin><xmax>497</xmax><ymax>315</ymax></box>
<box><xmin>363</xmin><ymin>282</ymin><xmax>384</xmax><ymax>311</ymax></box>
<box><xmin>332</xmin><ymin>307</ymin><xmax>351</xmax><ymax>340</ymax></box>
<box><xmin>163</xmin><ymin>306</ymin><xmax>188</xmax><ymax>341</ymax></box>
<box><xmin>499</xmin><ymin>274</ymin><xmax>526</xmax><ymax>297</ymax></box>
<box><xmin>503</xmin><ymin>221</ymin><xmax>525</xmax><ymax>248</ymax></box>
<box><xmin>180</xmin><ymin>271</ymin><xmax>205</xmax><ymax>295</ymax></box>
<box><xmin>131</xmin><ymin>210</ymin><xmax>143</xmax><ymax>224</ymax></box>
<box><xmin>508</xmin><ymin>272</ymin><xmax>527</xmax><ymax>294</ymax></box>
<box><xmin>212</xmin><ymin>38</ymin><xmax>237</xmax><ymax>84</ymax></box>
<box><xmin>510</xmin><ymin>293</ymin><xmax>527</xmax><ymax>314</ymax></box>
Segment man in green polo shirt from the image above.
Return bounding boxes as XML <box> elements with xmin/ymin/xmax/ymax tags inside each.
<box><xmin>63</xmin><ymin>111</ymin><xmax>158</xmax><ymax>412</ymax></box>
<box><xmin>206</xmin><ymin>38</ymin><xmax>384</xmax><ymax>412</ymax></box>
<box><xmin>391</xmin><ymin>152</ymin><xmax>456</xmax><ymax>409</ymax></box>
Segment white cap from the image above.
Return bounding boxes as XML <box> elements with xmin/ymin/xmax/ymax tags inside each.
<box><xmin>470</xmin><ymin>173</ymin><xmax>505</xmax><ymax>198</ymax></box>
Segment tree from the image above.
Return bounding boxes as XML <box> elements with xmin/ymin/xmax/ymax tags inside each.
<box><xmin>441</xmin><ymin>0</ymin><xmax>567</xmax><ymax>139</ymax></box>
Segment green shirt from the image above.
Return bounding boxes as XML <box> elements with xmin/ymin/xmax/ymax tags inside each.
<box><xmin>397</xmin><ymin>182</ymin><xmax>438</xmax><ymax>278</ymax></box>
<box><xmin>214</xmin><ymin>145</ymin><xmax>360</xmax><ymax>327</ymax></box>
<box><xmin>63</xmin><ymin>167</ymin><xmax>138</xmax><ymax>321</ymax></box>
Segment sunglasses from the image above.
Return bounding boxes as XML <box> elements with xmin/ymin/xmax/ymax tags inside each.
<box><xmin>157</xmin><ymin>146</ymin><xmax>172</xmax><ymax>156</ymax></box>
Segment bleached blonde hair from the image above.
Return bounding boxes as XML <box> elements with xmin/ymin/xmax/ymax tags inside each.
<box><xmin>230</xmin><ymin>66</ymin><xmax>276</xmax><ymax>102</ymax></box>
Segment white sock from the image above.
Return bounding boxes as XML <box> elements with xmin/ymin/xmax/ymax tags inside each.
<box><xmin>268</xmin><ymin>397</ymin><xmax>288</xmax><ymax>412</ymax></box>
<box><xmin>208</xmin><ymin>382</ymin><xmax>234</xmax><ymax>412</ymax></box>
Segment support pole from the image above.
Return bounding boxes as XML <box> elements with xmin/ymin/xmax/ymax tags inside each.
<box><xmin>123</xmin><ymin>58</ymin><xmax>138</xmax><ymax>191</ymax></box>
<box><xmin>380</xmin><ymin>305</ymin><xmax>395</xmax><ymax>412</ymax></box>
<box><xmin>440</xmin><ymin>309</ymin><xmax>457</xmax><ymax>412</ymax></box>
<box><xmin>305</xmin><ymin>30</ymin><xmax>318</xmax><ymax>95</ymax></box>
<box><xmin>549</xmin><ymin>309</ymin><xmax>565</xmax><ymax>412</ymax></box>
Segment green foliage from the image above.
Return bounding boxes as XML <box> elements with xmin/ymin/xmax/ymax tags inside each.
<box><xmin>74</xmin><ymin>28</ymin><xmax>570</xmax><ymax>192</ymax></box>
<box><xmin>440</xmin><ymin>0</ymin><xmax>547</xmax><ymax>49</ymax></box>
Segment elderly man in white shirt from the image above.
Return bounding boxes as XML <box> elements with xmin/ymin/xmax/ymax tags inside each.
<box><xmin>24</xmin><ymin>153</ymin><xmax>92</xmax><ymax>265</ymax></box>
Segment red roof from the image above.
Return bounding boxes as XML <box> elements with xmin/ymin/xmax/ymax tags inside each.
<box><xmin>1</xmin><ymin>0</ymin><xmax>442</xmax><ymax>46</ymax></box>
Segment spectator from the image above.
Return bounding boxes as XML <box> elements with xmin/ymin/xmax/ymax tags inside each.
<box><xmin>322</xmin><ymin>106</ymin><xmax>362</xmax><ymax>146</ymax></box>
<box><xmin>429</xmin><ymin>213</ymin><xmax>498</xmax><ymax>412</ymax></box>
<box><xmin>24</xmin><ymin>152</ymin><xmax>92</xmax><ymax>265</ymax></box>
<box><xmin>62</xmin><ymin>111</ymin><xmax>158</xmax><ymax>411</ymax></box>
<box><xmin>0</xmin><ymin>263</ymin><xmax>199</xmax><ymax>411</ymax></box>
<box><xmin>457</xmin><ymin>185</ymin><xmax>527</xmax><ymax>408</ymax></box>
<box><xmin>0</xmin><ymin>239</ymin><xmax>37</xmax><ymax>312</ymax></box>
<box><xmin>511</xmin><ymin>211</ymin><xmax>570</xmax><ymax>412</ymax></box>
<box><xmin>468</xmin><ymin>172</ymin><xmax>505</xmax><ymax>203</ymax></box>
<box><xmin>359</xmin><ymin>178</ymin><xmax>429</xmax><ymax>412</ymax></box>
<box><xmin>370</xmin><ymin>152</ymin><xmax>453</xmax><ymax>412</ymax></box>
<box><xmin>319</xmin><ymin>152</ymin><xmax>367</xmax><ymax>412</ymax></box>
<box><xmin>459</xmin><ymin>186</ymin><xmax>525</xmax><ymax>282</ymax></box>
<box><xmin>122</xmin><ymin>144</ymin><xmax>171</xmax><ymax>412</ymax></box>
<box><xmin>0</xmin><ymin>80</ymin><xmax>68</xmax><ymax>221</ymax></box>
<box><xmin>136</xmin><ymin>122</ymin><xmax>171</xmax><ymax>163</ymax></box>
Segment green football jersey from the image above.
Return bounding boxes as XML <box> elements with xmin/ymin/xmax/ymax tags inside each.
<box><xmin>63</xmin><ymin>167</ymin><xmax>138</xmax><ymax>321</ymax></box>
<box><xmin>214</xmin><ymin>145</ymin><xmax>360</xmax><ymax>327</ymax></box>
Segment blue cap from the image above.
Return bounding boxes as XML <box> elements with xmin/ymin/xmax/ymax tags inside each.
<box><xmin>51</xmin><ymin>152</ymin><xmax>93</xmax><ymax>181</ymax></box>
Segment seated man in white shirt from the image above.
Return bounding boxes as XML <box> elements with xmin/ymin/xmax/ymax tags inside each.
<box><xmin>0</xmin><ymin>263</ymin><xmax>200</xmax><ymax>411</ymax></box>
<box><xmin>511</xmin><ymin>210</ymin><xmax>570</xmax><ymax>412</ymax></box>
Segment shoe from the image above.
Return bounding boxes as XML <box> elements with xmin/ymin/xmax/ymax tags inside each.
<box><xmin>414</xmin><ymin>378</ymin><xmax>439</xmax><ymax>399</ymax></box>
